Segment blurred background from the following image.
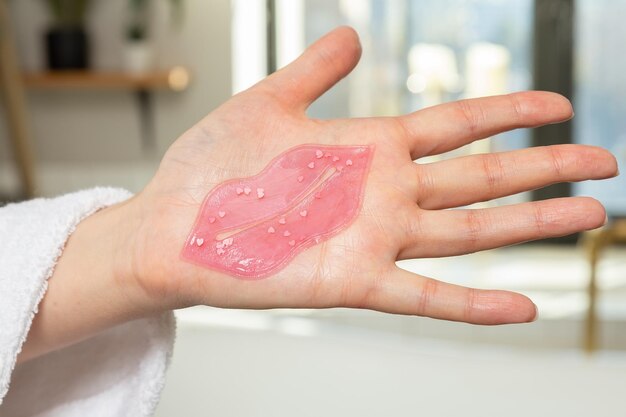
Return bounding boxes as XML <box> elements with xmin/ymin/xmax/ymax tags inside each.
<box><xmin>1</xmin><ymin>0</ymin><xmax>626</xmax><ymax>415</ymax></box>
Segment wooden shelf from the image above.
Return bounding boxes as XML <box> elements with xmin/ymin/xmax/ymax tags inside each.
<box><xmin>22</xmin><ymin>67</ymin><xmax>190</xmax><ymax>91</ymax></box>
<box><xmin>19</xmin><ymin>66</ymin><xmax>191</xmax><ymax>151</ymax></box>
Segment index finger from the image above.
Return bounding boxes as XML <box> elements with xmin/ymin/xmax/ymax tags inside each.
<box><xmin>396</xmin><ymin>91</ymin><xmax>574</xmax><ymax>159</ymax></box>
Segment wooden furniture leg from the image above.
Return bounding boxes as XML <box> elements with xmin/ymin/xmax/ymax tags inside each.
<box><xmin>581</xmin><ymin>219</ymin><xmax>626</xmax><ymax>353</ymax></box>
<box><xmin>581</xmin><ymin>229</ymin><xmax>605</xmax><ymax>353</ymax></box>
<box><xmin>0</xmin><ymin>0</ymin><xmax>37</xmax><ymax>198</ymax></box>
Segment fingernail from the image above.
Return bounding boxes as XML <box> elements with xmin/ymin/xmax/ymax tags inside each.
<box><xmin>603</xmin><ymin>214</ymin><xmax>609</xmax><ymax>226</ymax></box>
<box><xmin>532</xmin><ymin>303</ymin><xmax>539</xmax><ymax>322</ymax></box>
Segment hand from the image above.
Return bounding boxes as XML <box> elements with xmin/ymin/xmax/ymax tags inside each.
<box><xmin>129</xmin><ymin>26</ymin><xmax>617</xmax><ymax>323</ymax></box>
<box><xmin>20</xmin><ymin>27</ymin><xmax>618</xmax><ymax>363</ymax></box>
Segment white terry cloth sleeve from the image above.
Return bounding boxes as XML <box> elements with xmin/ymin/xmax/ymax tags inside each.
<box><xmin>0</xmin><ymin>188</ymin><xmax>175</xmax><ymax>417</ymax></box>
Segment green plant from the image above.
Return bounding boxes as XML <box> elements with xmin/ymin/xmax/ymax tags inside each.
<box><xmin>127</xmin><ymin>0</ymin><xmax>183</xmax><ymax>42</ymax></box>
<box><xmin>43</xmin><ymin>0</ymin><xmax>91</xmax><ymax>28</ymax></box>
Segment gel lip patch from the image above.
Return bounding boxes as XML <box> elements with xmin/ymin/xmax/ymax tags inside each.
<box><xmin>181</xmin><ymin>144</ymin><xmax>374</xmax><ymax>279</ymax></box>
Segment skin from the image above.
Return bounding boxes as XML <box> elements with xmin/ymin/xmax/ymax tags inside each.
<box><xmin>18</xmin><ymin>27</ymin><xmax>618</xmax><ymax>362</ymax></box>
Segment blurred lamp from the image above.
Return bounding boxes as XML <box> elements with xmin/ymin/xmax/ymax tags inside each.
<box><xmin>407</xmin><ymin>43</ymin><xmax>460</xmax><ymax>107</ymax></box>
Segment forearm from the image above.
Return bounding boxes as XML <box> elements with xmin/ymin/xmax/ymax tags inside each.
<box><xmin>17</xmin><ymin>197</ymin><xmax>154</xmax><ymax>363</ymax></box>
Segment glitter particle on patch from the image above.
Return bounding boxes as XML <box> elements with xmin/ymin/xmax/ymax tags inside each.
<box><xmin>300</xmin><ymin>210</ymin><xmax>307</xmax><ymax>217</ymax></box>
<box><xmin>218</xmin><ymin>211</ymin><xmax>226</xmax><ymax>218</ymax></box>
<box><xmin>308</xmin><ymin>162</ymin><xmax>315</xmax><ymax>169</ymax></box>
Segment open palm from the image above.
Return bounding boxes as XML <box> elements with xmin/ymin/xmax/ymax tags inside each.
<box><xmin>130</xmin><ymin>27</ymin><xmax>616</xmax><ymax>324</ymax></box>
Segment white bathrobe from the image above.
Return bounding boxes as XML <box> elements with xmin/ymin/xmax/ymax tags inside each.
<box><xmin>0</xmin><ymin>188</ymin><xmax>175</xmax><ymax>416</ymax></box>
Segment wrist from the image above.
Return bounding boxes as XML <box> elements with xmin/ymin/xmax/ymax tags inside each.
<box><xmin>105</xmin><ymin>195</ymin><xmax>159</xmax><ymax>312</ymax></box>
<box><xmin>18</xmin><ymin>195</ymin><xmax>157</xmax><ymax>362</ymax></box>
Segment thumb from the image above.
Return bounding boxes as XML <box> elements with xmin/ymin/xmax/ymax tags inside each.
<box><xmin>259</xmin><ymin>26</ymin><xmax>362</xmax><ymax>112</ymax></box>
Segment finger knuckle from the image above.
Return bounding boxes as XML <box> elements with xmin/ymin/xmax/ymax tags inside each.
<box><xmin>507</xmin><ymin>94</ymin><xmax>525</xmax><ymax>122</ymax></box>
<box><xmin>416</xmin><ymin>277</ymin><xmax>438</xmax><ymax>317</ymax></box>
<box><xmin>464</xmin><ymin>287</ymin><xmax>478</xmax><ymax>323</ymax></box>
<box><xmin>548</xmin><ymin>145</ymin><xmax>566</xmax><ymax>177</ymax></box>
<box><xmin>416</xmin><ymin>165</ymin><xmax>436</xmax><ymax>203</ymax></box>
<box><xmin>455</xmin><ymin>100</ymin><xmax>486</xmax><ymax>135</ymax></box>
<box><xmin>532</xmin><ymin>203</ymin><xmax>548</xmax><ymax>233</ymax></box>
<box><xmin>463</xmin><ymin>210</ymin><xmax>484</xmax><ymax>252</ymax></box>
<box><xmin>480</xmin><ymin>152</ymin><xmax>506</xmax><ymax>195</ymax></box>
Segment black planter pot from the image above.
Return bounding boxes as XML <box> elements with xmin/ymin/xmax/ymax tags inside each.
<box><xmin>45</xmin><ymin>27</ymin><xmax>89</xmax><ymax>70</ymax></box>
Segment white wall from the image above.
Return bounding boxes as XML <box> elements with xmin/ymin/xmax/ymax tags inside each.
<box><xmin>0</xmin><ymin>0</ymin><xmax>232</xmax><ymax>196</ymax></box>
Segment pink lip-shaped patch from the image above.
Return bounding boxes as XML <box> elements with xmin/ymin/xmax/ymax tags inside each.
<box><xmin>181</xmin><ymin>144</ymin><xmax>374</xmax><ymax>279</ymax></box>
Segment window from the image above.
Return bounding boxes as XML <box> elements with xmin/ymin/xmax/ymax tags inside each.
<box><xmin>301</xmin><ymin>0</ymin><xmax>534</xmax><ymax>181</ymax></box>
<box><xmin>232</xmin><ymin>0</ymin><xmax>625</xmax><ymax>214</ymax></box>
<box><xmin>574</xmin><ymin>0</ymin><xmax>626</xmax><ymax>216</ymax></box>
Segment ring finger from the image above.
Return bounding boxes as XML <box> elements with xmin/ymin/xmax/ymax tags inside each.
<box><xmin>398</xmin><ymin>197</ymin><xmax>606</xmax><ymax>260</ymax></box>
